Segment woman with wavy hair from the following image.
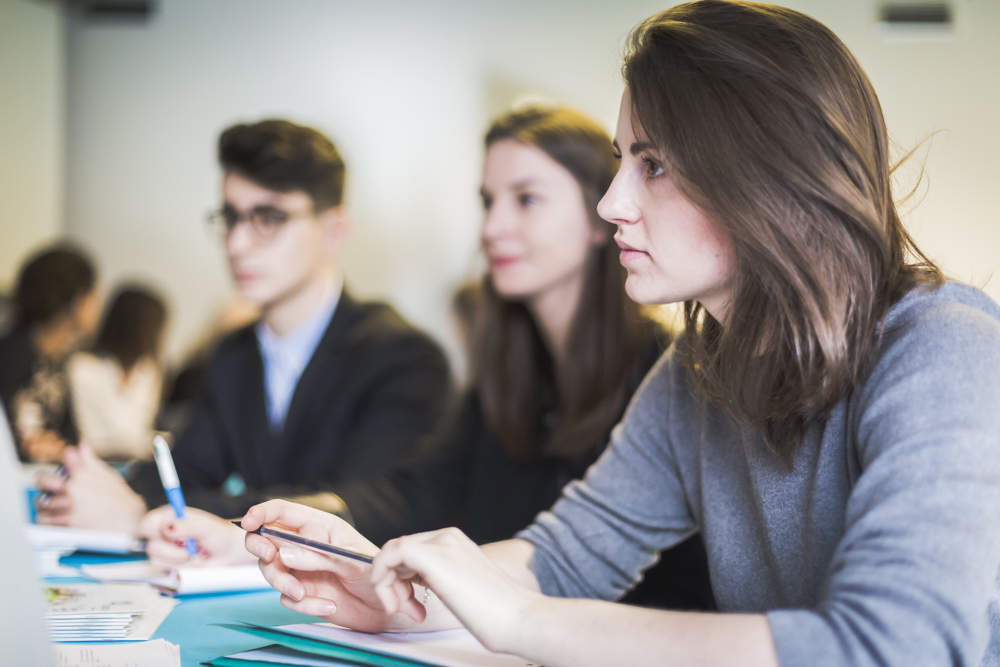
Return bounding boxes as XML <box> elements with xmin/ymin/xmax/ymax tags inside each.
<box><xmin>243</xmin><ymin>3</ymin><xmax>1000</xmax><ymax>665</ymax></box>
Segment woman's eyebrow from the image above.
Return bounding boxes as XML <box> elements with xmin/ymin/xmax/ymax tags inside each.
<box><xmin>630</xmin><ymin>141</ymin><xmax>655</xmax><ymax>155</ymax></box>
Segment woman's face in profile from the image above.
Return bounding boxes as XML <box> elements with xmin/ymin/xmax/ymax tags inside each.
<box><xmin>480</xmin><ymin>139</ymin><xmax>604</xmax><ymax>304</ymax></box>
<box><xmin>599</xmin><ymin>92</ymin><xmax>734</xmax><ymax>320</ymax></box>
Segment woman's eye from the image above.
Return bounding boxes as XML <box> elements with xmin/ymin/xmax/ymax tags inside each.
<box><xmin>481</xmin><ymin>196</ymin><xmax>493</xmax><ymax>211</ymax></box>
<box><xmin>642</xmin><ymin>158</ymin><xmax>664</xmax><ymax>179</ymax></box>
<box><xmin>518</xmin><ymin>193</ymin><xmax>536</xmax><ymax>207</ymax></box>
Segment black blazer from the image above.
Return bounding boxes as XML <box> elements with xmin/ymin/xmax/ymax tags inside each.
<box><xmin>131</xmin><ymin>290</ymin><xmax>451</xmax><ymax>518</ymax></box>
<box><xmin>335</xmin><ymin>328</ymin><xmax>716</xmax><ymax>610</ymax></box>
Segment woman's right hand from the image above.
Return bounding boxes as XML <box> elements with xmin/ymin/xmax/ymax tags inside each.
<box><xmin>138</xmin><ymin>505</ymin><xmax>255</xmax><ymax>571</ymax></box>
<box><xmin>241</xmin><ymin>499</ymin><xmax>426</xmax><ymax>633</ymax></box>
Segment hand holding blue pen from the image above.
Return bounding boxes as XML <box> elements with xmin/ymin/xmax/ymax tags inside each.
<box><xmin>152</xmin><ymin>435</ymin><xmax>198</xmax><ymax>557</ymax></box>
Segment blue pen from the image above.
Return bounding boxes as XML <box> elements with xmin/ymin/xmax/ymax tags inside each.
<box><xmin>152</xmin><ymin>434</ymin><xmax>198</xmax><ymax>557</ymax></box>
<box><xmin>37</xmin><ymin>464</ymin><xmax>66</xmax><ymax>505</ymax></box>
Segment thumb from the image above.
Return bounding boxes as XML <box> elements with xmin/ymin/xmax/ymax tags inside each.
<box><xmin>62</xmin><ymin>445</ymin><xmax>83</xmax><ymax>473</ymax></box>
<box><xmin>77</xmin><ymin>440</ymin><xmax>98</xmax><ymax>462</ymax></box>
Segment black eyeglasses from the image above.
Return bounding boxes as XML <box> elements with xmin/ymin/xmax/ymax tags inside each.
<box><xmin>205</xmin><ymin>204</ymin><xmax>309</xmax><ymax>240</ymax></box>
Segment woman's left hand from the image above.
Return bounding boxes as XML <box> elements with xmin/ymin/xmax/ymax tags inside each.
<box><xmin>371</xmin><ymin>527</ymin><xmax>539</xmax><ymax>654</ymax></box>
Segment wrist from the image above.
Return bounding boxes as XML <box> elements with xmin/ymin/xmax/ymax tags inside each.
<box><xmin>493</xmin><ymin>586</ymin><xmax>545</xmax><ymax>655</ymax></box>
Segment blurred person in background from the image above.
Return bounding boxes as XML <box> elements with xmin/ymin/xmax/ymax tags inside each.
<box><xmin>139</xmin><ymin>107</ymin><xmax>714</xmax><ymax>611</ymax></box>
<box><xmin>0</xmin><ymin>245</ymin><xmax>99</xmax><ymax>462</ymax></box>
<box><xmin>67</xmin><ymin>285</ymin><xmax>167</xmax><ymax>460</ymax></box>
<box><xmin>35</xmin><ymin>119</ymin><xmax>451</xmax><ymax>534</ymax></box>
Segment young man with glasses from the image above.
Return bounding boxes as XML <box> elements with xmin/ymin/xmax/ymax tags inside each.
<box><xmin>36</xmin><ymin>120</ymin><xmax>451</xmax><ymax>540</ymax></box>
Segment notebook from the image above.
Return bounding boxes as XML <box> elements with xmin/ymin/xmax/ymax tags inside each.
<box><xmin>81</xmin><ymin>560</ymin><xmax>271</xmax><ymax>595</ymax></box>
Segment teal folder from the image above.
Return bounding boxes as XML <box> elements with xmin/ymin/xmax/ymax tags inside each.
<box><xmin>209</xmin><ymin>622</ymin><xmax>445</xmax><ymax>667</ymax></box>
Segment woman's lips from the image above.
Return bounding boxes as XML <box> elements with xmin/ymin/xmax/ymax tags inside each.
<box><xmin>616</xmin><ymin>239</ymin><xmax>648</xmax><ymax>264</ymax></box>
<box><xmin>489</xmin><ymin>255</ymin><xmax>520</xmax><ymax>268</ymax></box>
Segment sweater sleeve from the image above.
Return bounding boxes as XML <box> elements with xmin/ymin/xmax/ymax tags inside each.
<box><xmin>768</xmin><ymin>297</ymin><xmax>1000</xmax><ymax>667</ymax></box>
<box><xmin>516</xmin><ymin>346</ymin><xmax>698</xmax><ymax>601</ymax></box>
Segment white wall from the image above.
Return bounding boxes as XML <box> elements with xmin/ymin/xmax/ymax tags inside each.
<box><xmin>0</xmin><ymin>0</ymin><xmax>65</xmax><ymax>291</ymax></box>
<box><xmin>63</xmin><ymin>0</ymin><xmax>1000</xmax><ymax>372</ymax></box>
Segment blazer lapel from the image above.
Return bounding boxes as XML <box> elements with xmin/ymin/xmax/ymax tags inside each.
<box><xmin>273</xmin><ymin>289</ymin><xmax>361</xmax><ymax>470</ymax></box>
<box><xmin>242</xmin><ymin>331</ymin><xmax>279</xmax><ymax>483</ymax></box>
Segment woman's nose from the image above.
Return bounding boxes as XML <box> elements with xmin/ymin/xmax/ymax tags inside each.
<box><xmin>597</xmin><ymin>170</ymin><xmax>639</xmax><ymax>226</ymax></box>
<box><xmin>481</xmin><ymin>201</ymin><xmax>515</xmax><ymax>241</ymax></box>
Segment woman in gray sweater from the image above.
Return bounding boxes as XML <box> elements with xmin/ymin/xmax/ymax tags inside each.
<box><xmin>241</xmin><ymin>2</ymin><xmax>1000</xmax><ymax>666</ymax></box>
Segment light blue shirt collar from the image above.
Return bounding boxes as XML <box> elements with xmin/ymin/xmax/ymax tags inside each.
<box><xmin>256</xmin><ymin>276</ymin><xmax>342</xmax><ymax>433</ymax></box>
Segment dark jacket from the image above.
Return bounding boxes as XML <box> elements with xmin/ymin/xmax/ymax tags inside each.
<box><xmin>336</xmin><ymin>329</ymin><xmax>716</xmax><ymax>611</ymax></box>
<box><xmin>130</xmin><ymin>291</ymin><xmax>451</xmax><ymax>518</ymax></box>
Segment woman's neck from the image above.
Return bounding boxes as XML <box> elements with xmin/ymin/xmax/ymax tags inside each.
<box><xmin>527</xmin><ymin>271</ymin><xmax>586</xmax><ymax>367</ymax></box>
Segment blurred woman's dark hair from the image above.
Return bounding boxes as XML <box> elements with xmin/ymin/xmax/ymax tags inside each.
<box><xmin>219</xmin><ymin>119</ymin><xmax>346</xmax><ymax>211</ymax></box>
<box><xmin>623</xmin><ymin>0</ymin><xmax>943</xmax><ymax>462</ymax></box>
<box><xmin>92</xmin><ymin>286</ymin><xmax>167</xmax><ymax>374</ymax></box>
<box><xmin>474</xmin><ymin>106</ymin><xmax>653</xmax><ymax>463</ymax></box>
<box><xmin>14</xmin><ymin>246</ymin><xmax>96</xmax><ymax>329</ymax></box>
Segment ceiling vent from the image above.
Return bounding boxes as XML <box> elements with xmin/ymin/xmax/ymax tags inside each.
<box><xmin>66</xmin><ymin>0</ymin><xmax>156</xmax><ymax>23</ymax></box>
<box><xmin>878</xmin><ymin>2</ymin><xmax>954</xmax><ymax>42</ymax></box>
<box><xmin>880</xmin><ymin>3</ymin><xmax>952</xmax><ymax>25</ymax></box>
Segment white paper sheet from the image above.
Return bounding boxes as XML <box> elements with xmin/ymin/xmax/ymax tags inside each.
<box><xmin>81</xmin><ymin>561</ymin><xmax>270</xmax><ymax>595</ymax></box>
<box><xmin>52</xmin><ymin>638</ymin><xmax>180</xmax><ymax>666</ymax></box>
<box><xmin>222</xmin><ymin>645</ymin><xmax>352</xmax><ymax>666</ymax></box>
<box><xmin>27</xmin><ymin>525</ymin><xmax>144</xmax><ymax>554</ymax></box>
<box><xmin>33</xmin><ymin>546</ymin><xmax>81</xmax><ymax>578</ymax></box>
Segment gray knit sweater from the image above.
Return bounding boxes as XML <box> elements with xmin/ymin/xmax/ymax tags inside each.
<box><xmin>518</xmin><ymin>282</ymin><xmax>1000</xmax><ymax>666</ymax></box>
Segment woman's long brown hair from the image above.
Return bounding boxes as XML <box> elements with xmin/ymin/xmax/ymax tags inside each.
<box><xmin>473</xmin><ymin>107</ymin><xmax>653</xmax><ymax>463</ymax></box>
<box><xmin>92</xmin><ymin>286</ymin><xmax>167</xmax><ymax>374</ymax></box>
<box><xmin>623</xmin><ymin>0</ymin><xmax>942</xmax><ymax>462</ymax></box>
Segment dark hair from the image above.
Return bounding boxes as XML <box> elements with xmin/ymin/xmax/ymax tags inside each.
<box><xmin>14</xmin><ymin>246</ymin><xmax>96</xmax><ymax>329</ymax></box>
<box><xmin>218</xmin><ymin>119</ymin><xmax>346</xmax><ymax>210</ymax></box>
<box><xmin>474</xmin><ymin>106</ymin><xmax>653</xmax><ymax>462</ymax></box>
<box><xmin>623</xmin><ymin>0</ymin><xmax>942</xmax><ymax>462</ymax></box>
<box><xmin>92</xmin><ymin>286</ymin><xmax>167</xmax><ymax>373</ymax></box>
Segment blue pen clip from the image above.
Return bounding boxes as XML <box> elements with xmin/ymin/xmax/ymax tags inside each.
<box><xmin>152</xmin><ymin>435</ymin><xmax>198</xmax><ymax>557</ymax></box>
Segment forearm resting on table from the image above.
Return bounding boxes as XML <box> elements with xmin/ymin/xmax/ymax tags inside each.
<box><xmin>482</xmin><ymin>539</ymin><xmax>540</xmax><ymax>592</ymax></box>
<box><xmin>479</xmin><ymin>540</ymin><xmax>775</xmax><ymax>666</ymax></box>
<box><xmin>512</xmin><ymin>598</ymin><xmax>777</xmax><ymax>667</ymax></box>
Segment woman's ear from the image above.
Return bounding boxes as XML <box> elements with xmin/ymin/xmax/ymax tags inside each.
<box><xmin>318</xmin><ymin>207</ymin><xmax>353</xmax><ymax>259</ymax></box>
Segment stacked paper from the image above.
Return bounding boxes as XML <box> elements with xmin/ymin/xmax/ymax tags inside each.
<box><xmin>26</xmin><ymin>524</ymin><xmax>147</xmax><ymax>579</ymax></box>
<box><xmin>81</xmin><ymin>561</ymin><xmax>271</xmax><ymax>595</ymax></box>
<box><xmin>32</xmin><ymin>544</ymin><xmax>79</xmax><ymax>578</ymax></box>
<box><xmin>43</xmin><ymin>583</ymin><xmax>178</xmax><ymax>641</ymax></box>
<box><xmin>27</xmin><ymin>524</ymin><xmax>145</xmax><ymax>554</ymax></box>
